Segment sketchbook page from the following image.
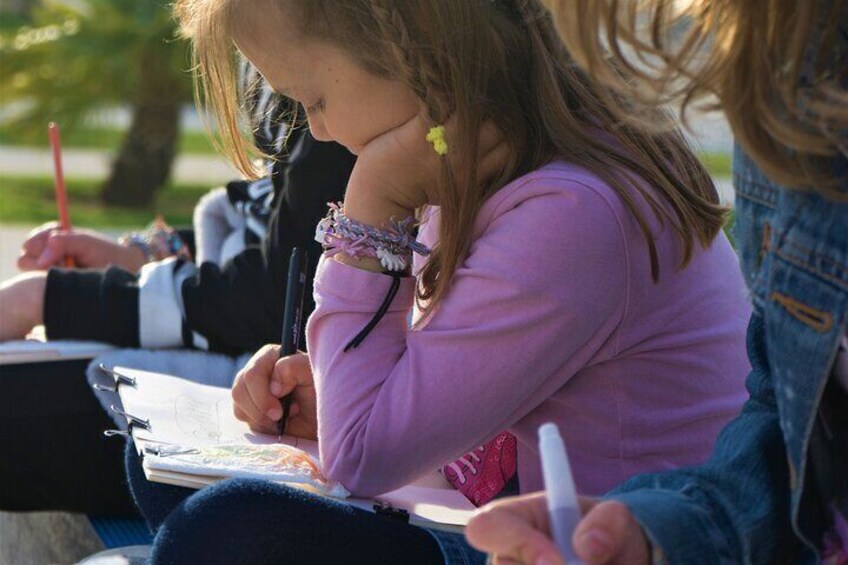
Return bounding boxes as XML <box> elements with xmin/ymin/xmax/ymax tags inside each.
<box><xmin>113</xmin><ymin>366</ymin><xmax>318</xmax><ymax>457</ymax></box>
<box><xmin>0</xmin><ymin>338</ymin><xmax>115</xmax><ymax>365</ymax></box>
<box><xmin>142</xmin><ymin>443</ymin><xmax>348</xmax><ymax>497</ymax></box>
<box><xmin>119</xmin><ymin>366</ymin><xmax>473</xmax><ymax>528</ymax></box>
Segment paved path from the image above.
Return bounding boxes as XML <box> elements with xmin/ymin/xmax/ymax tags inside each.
<box><xmin>0</xmin><ymin>225</ymin><xmax>31</xmax><ymax>281</ymax></box>
<box><xmin>0</xmin><ymin>145</ymin><xmax>240</xmax><ymax>185</ymax></box>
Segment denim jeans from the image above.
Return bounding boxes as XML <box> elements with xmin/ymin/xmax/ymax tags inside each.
<box><xmin>605</xmin><ymin>139</ymin><xmax>848</xmax><ymax>563</ymax></box>
<box><xmin>125</xmin><ymin>443</ymin><xmax>484</xmax><ymax>564</ymax></box>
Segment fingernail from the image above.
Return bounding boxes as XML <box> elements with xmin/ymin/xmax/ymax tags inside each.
<box><xmin>266</xmin><ymin>407</ymin><xmax>282</xmax><ymax>421</ymax></box>
<box><xmin>579</xmin><ymin>529</ymin><xmax>613</xmax><ymax>561</ymax></box>
<box><xmin>270</xmin><ymin>381</ymin><xmax>284</xmax><ymax>397</ymax></box>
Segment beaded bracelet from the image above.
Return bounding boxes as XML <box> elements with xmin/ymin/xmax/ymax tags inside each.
<box><xmin>119</xmin><ymin>216</ymin><xmax>192</xmax><ymax>263</ymax></box>
<box><xmin>315</xmin><ymin>202</ymin><xmax>430</xmax><ymax>273</ymax></box>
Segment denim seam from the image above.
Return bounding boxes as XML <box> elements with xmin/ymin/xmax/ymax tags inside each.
<box><xmin>732</xmin><ymin>176</ymin><xmax>779</xmax><ymax>208</ymax></box>
<box><xmin>774</xmin><ymin>248</ymin><xmax>848</xmax><ymax>291</ymax></box>
<box><xmin>777</xmin><ymin>240</ymin><xmax>848</xmax><ymax>285</ymax></box>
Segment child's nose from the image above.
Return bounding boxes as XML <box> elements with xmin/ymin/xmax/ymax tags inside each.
<box><xmin>306</xmin><ymin>116</ymin><xmax>332</xmax><ymax>143</ymax></box>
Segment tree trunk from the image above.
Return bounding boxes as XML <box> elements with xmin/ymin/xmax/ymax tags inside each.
<box><xmin>100</xmin><ymin>46</ymin><xmax>182</xmax><ymax>207</ymax></box>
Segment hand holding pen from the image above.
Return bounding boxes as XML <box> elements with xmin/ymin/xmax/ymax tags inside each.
<box><xmin>277</xmin><ymin>247</ymin><xmax>308</xmax><ymax>437</ymax></box>
<box><xmin>231</xmin><ymin>248</ymin><xmax>317</xmax><ymax>439</ymax></box>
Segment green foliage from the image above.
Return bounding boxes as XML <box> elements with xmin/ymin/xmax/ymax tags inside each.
<box><xmin>0</xmin><ymin>0</ymin><xmax>193</xmax><ymax>143</ymax></box>
<box><xmin>699</xmin><ymin>152</ymin><xmax>732</xmax><ymax>178</ymax></box>
<box><xmin>0</xmin><ymin>173</ymin><xmax>209</xmax><ymax>228</ymax></box>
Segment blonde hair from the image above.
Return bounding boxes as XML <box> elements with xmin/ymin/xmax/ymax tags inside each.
<box><xmin>176</xmin><ymin>0</ymin><xmax>726</xmax><ymax>315</ymax></box>
<box><xmin>542</xmin><ymin>0</ymin><xmax>848</xmax><ymax>198</ymax></box>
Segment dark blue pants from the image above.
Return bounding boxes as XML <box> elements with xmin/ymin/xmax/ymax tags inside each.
<box><xmin>125</xmin><ymin>444</ymin><xmax>462</xmax><ymax>564</ymax></box>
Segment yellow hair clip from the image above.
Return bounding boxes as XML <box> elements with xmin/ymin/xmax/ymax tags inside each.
<box><xmin>426</xmin><ymin>125</ymin><xmax>448</xmax><ymax>156</ymax></box>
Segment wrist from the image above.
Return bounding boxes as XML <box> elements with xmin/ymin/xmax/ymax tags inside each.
<box><xmin>123</xmin><ymin>244</ymin><xmax>149</xmax><ymax>272</ymax></box>
<box><xmin>119</xmin><ymin>216</ymin><xmax>192</xmax><ymax>265</ymax></box>
<box><xmin>332</xmin><ymin>253</ymin><xmax>385</xmax><ymax>274</ymax></box>
<box><xmin>10</xmin><ymin>272</ymin><xmax>46</xmax><ymax>329</ymax></box>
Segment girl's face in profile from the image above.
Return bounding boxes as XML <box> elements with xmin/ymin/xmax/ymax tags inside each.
<box><xmin>235</xmin><ymin>8</ymin><xmax>420</xmax><ymax>155</ymax></box>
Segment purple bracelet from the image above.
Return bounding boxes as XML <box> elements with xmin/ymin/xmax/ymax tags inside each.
<box><xmin>315</xmin><ymin>202</ymin><xmax>430</xmax><ymax>272</ymax></box>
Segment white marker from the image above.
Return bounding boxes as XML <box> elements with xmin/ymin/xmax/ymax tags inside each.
<box><xmin>539</xmin><ymin>422</ymin><xmax>584</xmax><ymax>564</ymax></box>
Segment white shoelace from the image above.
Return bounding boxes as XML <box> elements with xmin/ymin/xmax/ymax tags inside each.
<box><xmin>445</xmin><ymin>446</ymin><xmax>485</xmax><ymax>484</ymax></box>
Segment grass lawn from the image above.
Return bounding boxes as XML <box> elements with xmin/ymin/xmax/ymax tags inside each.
<box><xmin>0</xmin><ymin>174</ymin><xmax>210</xmax><ymax>229</ymax></box>
<box><xmin>0</xmin><ymin>124</ymin><xmax>220</xmax><ymax>156</ymax></box>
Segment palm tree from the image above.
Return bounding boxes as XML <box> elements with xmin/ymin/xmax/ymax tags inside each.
<box><xmin>0</xmin><ymin>0</ymin><xmax>193</xmax><ymax>207</ymax></box>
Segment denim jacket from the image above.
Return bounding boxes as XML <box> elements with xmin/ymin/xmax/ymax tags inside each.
<box><xmin>602</xmin><ymin>7</ymin><xmax>848</xmax><ymax>560</ymax></box>
<box><xmin>605</xmin><ymin>140</ymin><xmax>848</xmax><ymax>564</ymax></box>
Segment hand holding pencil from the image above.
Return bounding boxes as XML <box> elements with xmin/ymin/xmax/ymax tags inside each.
<box><xmin>48</xmin><ymin>122</ymin><xmax>75</xmax><ymax>268</ymax></box>
<box><xmin>17</xmin><ymin>223</ymin><xmax>148</xmax><ymax>273</ymax></box>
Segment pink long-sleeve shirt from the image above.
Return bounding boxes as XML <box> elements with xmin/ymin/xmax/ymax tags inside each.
<box><xmin>307</xmin><ymin>161</ymin><xmax>751</xmax><ymax>497</ymax></box>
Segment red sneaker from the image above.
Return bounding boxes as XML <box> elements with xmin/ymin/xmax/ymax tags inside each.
<box><xmin>442</xmin><ymin>431</ymin><xmax>517</xmax><ymax>507</ymax></box>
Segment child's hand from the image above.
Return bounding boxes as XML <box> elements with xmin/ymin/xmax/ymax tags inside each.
<box><xmin>466</xmin><ymin>492</ymin><xmax>650</xmax><ymax>565</ymax></box>
<box><xmin>232</xmin><ymin>347</ymin><xmax>317</xmax><ymax>440</ymax></box>
<box><xmin>344</xmin><ymin>109</ymin><xmax>510</xmax><ymax>228</ymax></box>
<box><xmin>0</xmin><ymin>272</ymin><xmax>46</xmax><ymax>342</ymax></box>
<box><xmin>18</xmin><ymin>222</ymin><xmax>147</xmax><ymax>272</ymax></box>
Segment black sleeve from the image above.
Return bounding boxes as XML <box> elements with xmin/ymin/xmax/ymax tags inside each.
<box><xmin>180</xmin><ymin>131</ymin><xmax>355</xmax><ymax>355</ymax></box>
<box><xmin>44</xmin><ymin>266</ymin><xmax>140</xmax><ymax>347</ymax></box>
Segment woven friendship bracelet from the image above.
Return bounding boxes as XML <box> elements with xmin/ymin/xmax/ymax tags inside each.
<box><xmin>315</xmin><ymin>202</ymin><xmax>430</xmax><ymax>273</ymax></box>
<box><xmin>119</xmin><ymin>216</ymin><xmax>192</xmax><ymax>263</ymax></box>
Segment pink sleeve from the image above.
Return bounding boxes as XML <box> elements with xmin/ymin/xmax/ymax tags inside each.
<box><xmin>307</xmin><ymin>181</ymin><xmax>629</xmax><ymax>496</ymax></box>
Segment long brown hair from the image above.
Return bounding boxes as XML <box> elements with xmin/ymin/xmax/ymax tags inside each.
<box><xmin>176</xmin><ymin>0</ymin><xmax>725</xmax><ymax>316</ymax></box>
<box><xmin>542</xmin><ymin>0</ymin><xmax>848</xmax><ymax>199</ymax></box>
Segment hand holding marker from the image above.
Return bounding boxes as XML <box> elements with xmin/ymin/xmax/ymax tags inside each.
<box><xmin>539</xmin><ymin>422</ymin><xmax>584</xmax><ymax>564</ymax></box>
<box><xmin>277</xmin><ymin>247</ymin><xmax>308</xmax><ymax>437</ymax></box>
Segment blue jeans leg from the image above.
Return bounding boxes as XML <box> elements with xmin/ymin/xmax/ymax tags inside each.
<box><xmin>126</xmin><ymin>444</ymin><xmax>446</xmax><ymax>564</ymax></box>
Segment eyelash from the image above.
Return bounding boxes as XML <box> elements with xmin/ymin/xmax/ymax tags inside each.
<box><xmin>305</xmin><ymin>99</ymin><xmax>325</xmax><ymax>113</ymax></box>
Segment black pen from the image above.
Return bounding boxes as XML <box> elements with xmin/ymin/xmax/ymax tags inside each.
<box><xmin>278</xmin><ymin>247</ymin><xmax>308</xmax><ymax>438</ymax></box>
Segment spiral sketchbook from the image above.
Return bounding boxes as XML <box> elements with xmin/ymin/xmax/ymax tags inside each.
<box><xmin>97</xmin><ymin>365</ymin><xmax>475</xmax><ymax>532</ymax></box>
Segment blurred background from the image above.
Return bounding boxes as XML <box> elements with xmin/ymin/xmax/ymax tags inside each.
<box><xmin>0</xmin><ymin>0</ymin><xmax>737</xmax><ymax>274</ymax></box>
<box><xmin>0</xmin><ymin>1</ymin><xmax>734</xmax><ymax>281</ymax></box>
<box><xmin>0</xmin><ymin>0</ymin><xmax>242</xmax><ymax>281</ymax></box>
